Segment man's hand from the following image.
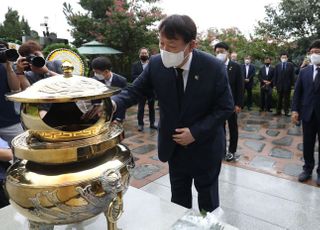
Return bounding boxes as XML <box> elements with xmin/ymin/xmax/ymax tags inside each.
<box><xmin>81</xmin><ymin>105</ymin><xmax>103</xmax><ymax>121</ymax></box>
<box><xmin>235</xmin><ymin>105</ymin><xmax>241</xmax><ymax>113</ymax></box>
<box><xmin>16</xmin><ymin>57</ymin><xmax>29</xmax><ymax>72</ymax></box>
<box><xmin>111</xmin><ymin>119</ymin><xmax>125</xmax><ymax>141</ymax></box>
<box><xmin>245</xmin><ymin>79</ymin><xmax>249</xmax><ymax>82</ymax></box>
<box><xmin>172</xmin><ymin>128</ymin><xmax>195</xmax><ymax>146</ymax></box>
<box><xmin>291</xmin><ymin>111</ymin><xmax>299</xmax><ymax>124</ymax></box>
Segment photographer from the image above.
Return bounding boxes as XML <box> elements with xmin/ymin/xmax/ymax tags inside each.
<box><xmin>15</xmin><ymin>40</ymin><xmax>62</xmax><ymax>89</ymax></box>
<box><xmin>0</xmin><ymin>40</ymin><xmax>24</xmax><ymax>144</ymax></box>
<box><xmin>15</xmin><ymin>40</ymin><xmax>63</xmax><ymax>118</ymax></box>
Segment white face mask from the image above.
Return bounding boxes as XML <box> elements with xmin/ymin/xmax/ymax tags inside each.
<box><xmin>95</xmin><ymin>74</ymin><xmax>105</xmax><ymax>80</ymax></box>
<box><xmin>281</xmin><ymin>58</ymin><xmax>287</xmax><ymax>63</ymax></box>
<box><xmin>216</xmin><ymin>53</ymin><xmax>227</xmax><ymax>62</ymax></box>
<box><xmin>160</xmin><ymin>44</ymin><xmax>189</xmax><ymax>68</ymax></box>
<box><xmin>310</xmin><ymin>54</ymin><xmax>320</xmax><ymax>65</ymax></box>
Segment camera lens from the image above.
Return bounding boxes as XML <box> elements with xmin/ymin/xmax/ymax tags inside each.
<box><xmin>26</xmin><ymin>55</ymin><xmax>46</xmax><ymax>68</ymax></box>
<box><xmin>5</xmin><ymin>49</ymin><xmax>19</xmax><ymax>62</ymax></box>
<box><xmin>0</xmin><ymin>48</ymin><xmax>19</xmax><ymax>63</ymax></box>
<box><xmin>31</xmin><ymin>56</ymin><xmax>46</xmax><ymax>67</ymax></box>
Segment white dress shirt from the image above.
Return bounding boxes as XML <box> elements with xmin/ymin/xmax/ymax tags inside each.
<box><xmin>177</xmin><ymin>52</ymin><xmax>193</xmax><ymax>91</ymax></box>
<box><xmin>265</xmin><ymin>66</ymin><xmax>270</xmax><ymax>76</ymax></box>
<box><xmin>104</xmin><ymin>72</ymin><xmax>113</xmax><ymax>87</ymax></box>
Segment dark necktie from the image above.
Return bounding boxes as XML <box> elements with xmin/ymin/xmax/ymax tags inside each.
<box><xmin>282</xmin><ymin>62</ymin><xmax>286</xmax><ymax>71</ymax></box>
<box><xmin>314</xmin><ymin>67</ymin><xmax>320</xmax><ymax>90</ymax></box>
<box><xmin>176</xmin><ymin>68</ymin><xmax>184</xmax><ymax>109</ymax></box>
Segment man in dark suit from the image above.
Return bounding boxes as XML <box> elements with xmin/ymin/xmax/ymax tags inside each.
<box><xmin>241</xmin><ymin>56</ymin><xmax>255</xmax><ymax>110</ymax></box>
<box><xmin>273</xmin><ymin>52</ymin><xmax>295</xmax><ymax>116</ymax></box>
<box><xmin>292</xmin><ymin>40</ymin><xmax>320</xmax><ymax>185</ymax></box>
<box><xmin>112</xmin><ymin>15</ymin><xmax>234</xmax><ymax>212</ymax></box>
<box><xmin>91</xmin><ymin>56</ymin><xmax>127</xmax><ymax>121</ymax></box>
<box><xmin>131</xmin><ymin>47</ymin><xmax>157</xmax><ymax>131</ymax></box>
<box><xmin>259</xmin><ymin>57</ymin><xmax>274</xmax><ymax>112</ymax></box>
<box><xmin>214</xmin><ymin>42</ymin><xmax>244</xmax><ymax>162</ymax></box>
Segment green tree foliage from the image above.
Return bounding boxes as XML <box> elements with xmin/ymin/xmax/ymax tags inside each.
<box><xmin>0</xmin><ymin>8</ymin><xmax>31</xmax><ymax>42</ymax></box>
<box><xmin>197</xmin><ymin>27</ymin><xmax>280</xmax><ymax>65</ymax></box>
<box><xmin>256</xmin><ymin>0</ymin><xmax>320</xmax><ymax>40</ymax></box>
<box><xmin>63</xmin><ymin>0</ymin><xmax>164</xmax><ymax>78</ymax></box>
<box><xmin>255</xmin><ymin>0</ymin><xmax>320</xmax><ymax>62</ymax></box>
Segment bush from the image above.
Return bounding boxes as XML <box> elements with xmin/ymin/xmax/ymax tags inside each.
<box><xmin>247</xmin><ymin>79</ymin><xmax>294</xmax><ymax>109</ymax></box>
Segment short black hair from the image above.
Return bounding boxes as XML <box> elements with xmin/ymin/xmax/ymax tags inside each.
<box><xmin>158</xmin><ymin>14</ymin><xmax>196</xmax><ymax>43</ymax></box>
<box><xmin>214</xmin><ymin>42</ymin><xmax>229</xmax><ymax>51</ymax></box>
<box><xmin>308</xmin><ymin>39</ymin><xmax>320</xmax><ymax>51</ymax></box>
<box><xmin>91</xmin><ymin>56</ymin><xmax>112</xmax><ymax>71</ymax></box>
<box><xmin>139</xmin><ymin>47</ymin><xmax>149</xmax><ymax>55</ymax></box>
<box><xmin>0</xmin><ymin>40</ymin><xmax>9</xmax><ymax>49</ymax></box>
<box><xmin>280</xmin><ymin>52</ymin><xmax>288</xmax><ymax>57</ymax></box>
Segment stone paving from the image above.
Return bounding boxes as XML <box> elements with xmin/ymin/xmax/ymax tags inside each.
<box><xmin>122</xmin><ymin>106</ymin><xmax>319</xmax><ymax>188</ymax></box>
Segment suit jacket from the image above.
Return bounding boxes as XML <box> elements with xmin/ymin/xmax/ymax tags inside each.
<box><xmin>292</xmin><ymin>65</ymin><xmax>320</xmax><ymax>122</ymax></box>
<box><xmin>227</xmin><ymin>60</ymin><xmax>244</xmax><ymax>107</ymax></box>
<box><xmin>131</xmin><ymin>61</ymin><xmax>144</xmax><ymax>81</ymax></box>
<box><xmin>113</xmin><ymin>49</ymin><xmax>234</xmax><ymax>170</ymax></box>
<box><xmin>259</xmin><ymin>65</ymin><xmax>274</xmax><ymax>88</ymax></box>
<box><xmin>241</xmin><ymin>64</ymin><xmax>256</xmax><ymax>89</ymax></box>
<box><xmin>93</xmin><ymin>73</ymin><xmax>127</xmax><ymax>121</ymax></box>
<box><xmin>131</xmin><ymin>60</ymin><xmax>156</xmax><ymax>99</ymax></box>
<box><xmin>273</xmin><ymin>62</ymin><xmax>295</xmax><ymax>92</ymax></box>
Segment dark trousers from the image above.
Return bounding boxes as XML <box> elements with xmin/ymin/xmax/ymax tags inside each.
<box><xmin>168</xmin><ymin>152</ymin><xmax>222</xmax><ymax>212</ymax></box>
<box><xmin>260</xmin><ymin>87</ymin><xmax>272</xmax><ymax>110</ymax></box>
<box><xmin>302</xmin><ymin>112</ymin><xmax>320</xmax><ymax>174</ymax></box>
<box><xmin>244</xmin><ymin>87</ymin><xmax>252</xmax><ymax>109</ymax></box>
<box><xmin>276</xmin><ymin>90</ymin><xmax>291</xmax><ymax>114</ymax></box>
<box><xmin>137</xmin><ymin>97</ymin><xmax>155</xmax><ymax>126</ymax></box>
<box><xmin>0</xmin><ymin>180</ymin><xmax>9</xmax><ymax>208</ymax></box>
<box><xmin>224</xmin><ymin>112</ymin><xmax>238</xmax><ymax>154</ymax></box>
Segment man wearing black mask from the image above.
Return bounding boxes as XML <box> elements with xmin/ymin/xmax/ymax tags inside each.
<box><xmin>273</xmin><ymin>52</ymin><xmax>295</xmax><ymax>116</ymax></box>
<box><xmin>259</xmin><ymin>57</ymin><xmax>274</xmax><ymax>112</ymax></box>
<box><xmin>131</xmin><ymin>47</ymin><xmax>157</xmax><ymax>131</ymax></box>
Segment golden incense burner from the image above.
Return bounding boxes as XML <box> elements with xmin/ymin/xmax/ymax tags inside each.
<box><xmin>5</xmin><ymin>62</ymin><xmax>134</xmax><ymax>230</ymax></box>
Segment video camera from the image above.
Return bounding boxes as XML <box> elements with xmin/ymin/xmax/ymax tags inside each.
<box><xmin>0</xmin><ymin>44</ymin><xmax>19</xmax><ymax>63</ymax></box>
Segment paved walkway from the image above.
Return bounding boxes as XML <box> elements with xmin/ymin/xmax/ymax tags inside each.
<box><xmin>122</xmin><ymin>106</ymin><xmax>320</xmax><ymax>229</ymax></box>
<box><xmin>142</xmin><ymin>165</ymin><xmax>320</xmax><ymax>230</ymax></box>
<box><xmin>123</xmin><ymin>106</ymin><xmax>319</xmax><ymax>188</ymax></box>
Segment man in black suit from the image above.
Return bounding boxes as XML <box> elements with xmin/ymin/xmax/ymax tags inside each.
<box><xmin>91</xmin><ymin>56</ymin><xmax>127</xmax><ymax>122</ymax></box>
<box><xmin>259</xmin><ymin>57</ymin><xmax>274</xmax><ymax>112</ymax></box>
<box><xmin>273</xmin><ymin>52</ymin><xmax>295</xmax><ymax>116</ymax></box>
<box><xmin>214</xmin><ymin>42</ymin><xmax>244</xmax><ymax>161</ymax></box>
<box><xmin>112</xmin><ymin>15</ymin><xmax>234</xmax><ymax>212</ymax></box>
<box><xmin>131</xmin><ymin>47</ymin><xmax>157</xmax><ymax>131</ymax></box>
<box><xmin>230</xmin><ymin>51</ymin><xmax>238</xmax><ymax>62</ymax></box>
<box><xmin>241</xmin><ymin>56</ymin><xmax>255</xmax><ymax>110</ymax></box>
<box><xmin>292</xmin><ymin>40</ymin><xmax>320</xmax><ymax>185</ymax></box>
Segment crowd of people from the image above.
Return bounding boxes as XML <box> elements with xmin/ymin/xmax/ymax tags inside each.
<box><xmin>0</xmin><ymin>14</ymin><xmax>320</xmax><ymax>214</ymax></box>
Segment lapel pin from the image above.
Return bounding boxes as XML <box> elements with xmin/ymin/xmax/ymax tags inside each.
<box><xmin>195</xmin><ymin>75</ymin><xmax>199</xmax><ymax>80</ymax></box>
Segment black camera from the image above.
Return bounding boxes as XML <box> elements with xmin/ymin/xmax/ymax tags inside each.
<box><xmin>25</xmin><ymin>54</ymin><xmax>46</xmax><ymax>68</ymax></box>
<box><xmin>0</xmin><ymin>44</ymin><xmax>19</xmax><ymax>63</ymax></box>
